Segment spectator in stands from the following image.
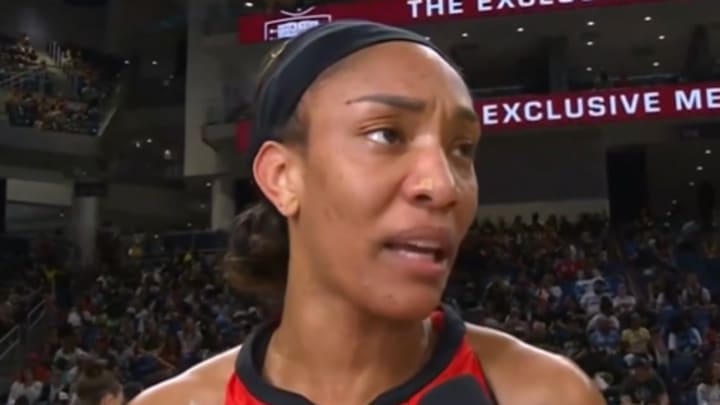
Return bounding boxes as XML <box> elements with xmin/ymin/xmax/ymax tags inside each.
<box><xmin>683</xmin><ymin>273</ymin><xmax>712</xmax><ymax>306</ymax></box>
<box><xmin>6</xmin><ymin>367</ymin><xmax>43</xmax><ymax>405</ymax></box>
<box><xmin>621</xmin><ymin>313</ymin><xmax>653</xmax><ymax>359</ymax></box>
<box><xmin>588</xmin><ymin>316</ymin><xmax>621</xmax><ymax>355</ymax></box>
<box><xmin>73</xmin><ymin>359</ymin><xmax>124</xmax><ymax>405</ymax></box>
<box><xmin>613</xmin><ymin>283</ymin><xmax>637</xmax><ymax>315</ymax></box>
<box><xmin>53</xmin><ymin>336</ymin><xmax>87</xmax><ymax>377</ymax></box>
<box><xmin>581</xmin><ymin>279</ymin><xmax>611</xmax><ymax>315</ymax></box>
<box><xmin>37</xmin><ymin>372</ymin><xmax>68</xmax><ymax>404</ymax></box>
<box><xmin>27</xmin><ymin>353</ymin><xmax>50</xmax><ymax>384</ymax></box>
<box><xmin>668</xmin><ymin>314</ymin><xmax>704</xmax><ymax>355</ymax></box>
<box><xmin>177</xmin><ymin>319</ymin><xmax>202</xmax><ymax>368</ymax></box>
<box><xmin>621</xmin><ymin>356</ymin><xmax>670</xmax><ymax>405</ymax></box>
<box><xmin>697</xmin><ymin>360</ymin><xmax>720</xmax><ymax>405</ymax></box>
<box><xmin>587</xmin><ymin>296</ymin><xmax>621</xmax><ymax>333</ymax></box>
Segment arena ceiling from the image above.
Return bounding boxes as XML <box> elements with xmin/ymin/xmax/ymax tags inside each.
<box><xmin>417</xmin><ymin>0</ymin><xmax>720</xmax><ymax>85</ymax></box>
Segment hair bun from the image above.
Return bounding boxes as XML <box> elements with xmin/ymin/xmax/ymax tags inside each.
<box><xmin>224</xmin><ymin>200</ymin><xmax>288</xmax><ymax>295</ymax></box>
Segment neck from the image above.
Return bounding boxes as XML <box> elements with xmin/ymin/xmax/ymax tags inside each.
<box><xmin>264</xmin><ymin>271</ymin><xmax>432</xmax><ymax>403</ymax></box>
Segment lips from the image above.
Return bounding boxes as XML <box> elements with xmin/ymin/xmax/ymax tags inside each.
<box><xmin>383</xmin><ymin>240</ymin><xmax>447</xmax><ymax>263</ymax></box>
<box><xmin>380</xmin><ymin>226</ymin><xmax>455</xmax><ymax>277</ymax></box>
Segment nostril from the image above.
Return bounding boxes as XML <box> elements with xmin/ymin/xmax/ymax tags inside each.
<box><xmin>413</xmin><ymin>193</ymin><xmax>432</xmax><ymax>204</ymax></box>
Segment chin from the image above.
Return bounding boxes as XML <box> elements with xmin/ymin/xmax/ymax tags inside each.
<box><xmin>364</xmin><ymin>286</ymin><xmax>443</xmax><ymax>322</ymax></box>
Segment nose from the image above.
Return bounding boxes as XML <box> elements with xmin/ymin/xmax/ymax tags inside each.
<box><xmin>403</xmin><ymin>145</ymin><xmax>459</xmax><ymax>210</ymax></box>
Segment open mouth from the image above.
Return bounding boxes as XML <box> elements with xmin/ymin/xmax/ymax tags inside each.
<box><xmin>383</xmin><ymin>241</ymin><xmax>448</xmax><ymax>264</ymax></box>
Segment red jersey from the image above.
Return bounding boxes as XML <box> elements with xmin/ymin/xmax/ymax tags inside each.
<box><xmin>225</xmin><ymin>306</ymin><xmax>497</xmax><ymax>405</ymax></box>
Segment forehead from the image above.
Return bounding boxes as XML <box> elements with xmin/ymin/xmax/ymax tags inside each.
<box><xmin>307</xmin><ymin>41</ymin><xmax>471</xmax><ymax>106</ymax></box>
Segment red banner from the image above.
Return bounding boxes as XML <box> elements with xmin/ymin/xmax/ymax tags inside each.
<box><xmin>236</xmin><ymin>82</ymin><xmax>720</xmax><ymax>152</ymax></box>
<box><xmin>238</xmin><ymin>0</ymin><xmax>675</xmax><ymax>44</ymax></box>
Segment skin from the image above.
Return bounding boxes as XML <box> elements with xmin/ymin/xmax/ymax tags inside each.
<box><xmin>131</xmin><ymin>41</ymin><xmax>604</xmax><ymax>405</ymax></box>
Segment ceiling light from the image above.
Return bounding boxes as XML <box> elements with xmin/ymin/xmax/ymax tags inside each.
<box><xmin>653</xmin><ymin>61</ymin><xmax>660</xmax><ymax>67</ymax></box>
<box><xmin>705</xmin><ymin>149</ymin><xmax>712</xmax><ymax>155</ymax></box>
<box><xmin>586</xmin><ymin>66</ymin><xmax>593</xmax><ymax>72</ymax></box>
<box><xmin>163</xmin><ymin>149</ymin><xmax>172</xmax><ymax>160</ymax></box>
<box><xmin>186</xmin><ymin>222</ymin><xmax>193</xmax><ymax>228</ymax></box>
<box><xmin>644</xmin><ymin>16</ymin><xmax>652</xmax><ymax>22</ymax></box>
<box><xmin>151</xmin><ymin>60</ymin><xmax>158</xmax><ymax>66</ymax></box>
<box><xmin>672</xmin><ymin>200</ymin><xmax>678</xmax><ymax>205</ymax></box>
<box><xmin>689</xmin><ymin>181</ymin><xmax>696</xmax><ymax>187</ymax></box>
<box><xmin>59</xmin><ymin>212</ymin><xmax>65</xmax><ymax>218</ymax></box>
<box><xmin>586</xmin><ymin>40</ymin><xmax>594</xmax><ymax>46</ymax></box>
<box><xmin>244</xmin><ymin>1</ymin><xmax>254</xmax><ymax>6</ymax></box>
<box><xmin>153</xmin><ymin>234</ymin><xmax>160</xmax><ymax>239</ymax></box>
<box><xmin>666</xmin><ymin>211</ymin><xmax>672</xmax><ymax>217</ymax></box>
<box><xmin>134</xmin><ymin>141</ymin><xmax>141</xmax><ymax>148</ymax></box>
<box><xmin>658</xmin><ymin>34</ymin><xmax>666</xmax><ymax>40</ymax></box>
<box><xmin>461</xmin><ymin>32</ymin><xmax>468</xmax><ymax>38</ymax></box>
<box><xmin>516</xmin><ymin>27</ymin><xmax>525</xmax><ymax>33</ymax></box>
<box><xmin>205</xmin><ymin>181</ymin><xmax>212</xmax><ymax>188</ymax></box>
<box><xmin>200</xmin><ymin>204</ymin><xmax>207</xmax><ymax>209</ymax></box>
<box><xmin>123</xmin><ymin>59</ymin><xmax>130</xmax><ymax>65</ymax></box>
<box><xmin>697</xmin><ymin>165</ymin><xmax>704</xmax><ymax>171</ymax></box>
<box><xmin>146</xmin><ymin>138</ymin><xmax>153</xmax><ymax>144</ymax></box>
<box><xmin>586</xmin><ymin>21</ymin><xmax>595</xmax><ymax>27</ymax></box>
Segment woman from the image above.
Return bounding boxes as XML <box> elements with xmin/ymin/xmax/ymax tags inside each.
<box><xmin>133</xmin><ymin>20</ymin><xmax>603</xmax><ymax>405</ymax></box>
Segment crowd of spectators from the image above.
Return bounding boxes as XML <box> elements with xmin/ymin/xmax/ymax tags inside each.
<box><xmin>448</xmin><ymin>213</ymin><xmax>720</xmax><ymax>404</ymax></box>
<box><xmin>1</xmin><ymin>214</ymin><xmax>719</xmax><ymax>405</ymax></box>
<box><xmin>4</xmin><ymin>90</ymin><xmax>102</xmax><ymax>135</ymax></box>
<box><xmin>0</xmin><ymin>33</ymin><xmax>121</xmax><ymax>136</ymax></box>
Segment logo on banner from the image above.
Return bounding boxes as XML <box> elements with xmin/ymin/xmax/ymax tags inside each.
<box><xmin>263</xmin><ymin>7</ymin><xmax>332</xmax><ymax>41</ymax></box>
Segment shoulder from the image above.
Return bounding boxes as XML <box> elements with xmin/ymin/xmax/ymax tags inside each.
<box><xmin>465</xmin><ymin>323</ymin><xmax>605</xmax><ymax>405</ymax></box>
<box><xmin>130</xmin><ymin>346</ymin><xmax>241</xmax><ymax>405</ymax></box>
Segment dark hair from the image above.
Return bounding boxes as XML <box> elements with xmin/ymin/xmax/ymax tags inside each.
<box><xmin>223</xmin><ymin>42</ymin><xmax>309</xmax><ymax>297</ymax></box>
<box><xmin>73</xmin><ymin>358</ymin><xmax>121</xmax><ymax>405</ymax></box>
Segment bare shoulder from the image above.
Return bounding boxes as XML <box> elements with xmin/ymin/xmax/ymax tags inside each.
<box><xmin>130</xmin><ymin>346</ymin><xmax>241</xmax><ymax>405</ymax></box>
<box><xmin>465</xmin><ymin>324</ymin><xmax>606</xmax><ymax>405</ymax></box>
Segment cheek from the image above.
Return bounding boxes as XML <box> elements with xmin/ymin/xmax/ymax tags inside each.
<box><xmin>306</xmin><ymin>154</ymin><xmax>390</xmax><ymax>228</ymax></box>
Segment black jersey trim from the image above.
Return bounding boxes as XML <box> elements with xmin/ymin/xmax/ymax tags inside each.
<box><xmin>235</xmin><ymin>305</ymin><xmax>466</xmax><ymax>405</ymax></box>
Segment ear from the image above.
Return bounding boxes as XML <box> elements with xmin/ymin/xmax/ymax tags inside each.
<box><xmin>252</xmin><ymin>141</ymin><xmax>301</xmax><ymax>217</ymax></box>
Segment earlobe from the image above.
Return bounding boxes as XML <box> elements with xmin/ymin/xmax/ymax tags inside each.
<box><xmin>252</xmin><ymin>141</ymin><xmax>301</xmax><ymax>217</ymax></box>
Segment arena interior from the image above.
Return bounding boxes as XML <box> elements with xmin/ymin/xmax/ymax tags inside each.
<box><xmin>1</xmin><ymin>0</ymin><xmax>720</xmax><ymax>403</ymax></box>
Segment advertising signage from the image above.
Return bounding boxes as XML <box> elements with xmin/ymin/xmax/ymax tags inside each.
<box><xmin>235</xmin><ymin>82</ymin><xmax>720</xmax><ymax>152</ymax></box>
<box><xmin>477</xmin><ymin>82</ymin><xmax>720</xmax><ymax>131</ymax></box>
<box><xmin>237</xmin><ymin>0</ymin><xmax>674</xmax><ymax>43</ymax></box>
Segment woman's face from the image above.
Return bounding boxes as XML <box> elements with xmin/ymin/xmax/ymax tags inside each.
<box><xmin>257</xmin><ymin>42</ymin><xmax>479</xmax><ymax>320</ymax></box>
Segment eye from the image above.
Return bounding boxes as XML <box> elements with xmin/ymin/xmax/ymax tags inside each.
<box><xmin>452</xmin><ymin>140</ymin><xmax>477</xmax><ymax>159</ymax></box>
<box><xmin>365</xmin><ymin>128</ymin><xmax>401</xmax><ymax>145</ymax></box>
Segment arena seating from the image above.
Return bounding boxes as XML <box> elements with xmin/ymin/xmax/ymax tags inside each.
<box><xmin>1</xmin><ymin>217</ymin><xmax>719</xmax><ymax>404</ymax></box>
<box><xmin>0</xmin><ymin>33</ymin><xmax>122</xmax><ymax>136</ymax></box>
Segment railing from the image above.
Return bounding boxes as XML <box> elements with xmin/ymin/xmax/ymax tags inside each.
<box><xmin>0</xmin><ymin>298</ymin><xmax>48</xmax><ymax>395</ymax></box>
<box><xmin>0</xmin><ymin>326</ymin><xmax>21</xmax><ymax>366</ymax></box>
<box><xmin>0</xmin><ymin>66</ymin><xmax>43</xmax><ymax>89</ymax></box>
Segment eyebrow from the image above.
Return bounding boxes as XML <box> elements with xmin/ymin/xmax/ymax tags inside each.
<box><xmin>346</xmin><ymin>93</ymin><xmax>426</xmax><ymax>112</ymax></box>
<box><xmin>345</xmin><ymin>93</ymin><xmax>479</xmax><ymax>124</ymax></box>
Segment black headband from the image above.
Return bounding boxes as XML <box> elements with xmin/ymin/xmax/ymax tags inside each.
<box><xmin>249</xmin><ymin>20</ymin><xmax>450</xmax><ymax>162</ymax></box>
